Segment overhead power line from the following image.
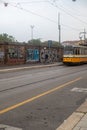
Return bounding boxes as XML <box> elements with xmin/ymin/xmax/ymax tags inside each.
<box><xmin>48</xmin><ymin>0</ymin><xmax>87</xmax><ymax>25</ymax></box>
<box><xmin>59</xmin><ymin>3</ymin><xmax>87</xmax><ymax>18</ymax></box>
<box><xmin>16</xmin><ymin>1</ymin><xmax>48</xmax><ymax>4</ymax></box>
<box><xmin>10</xmin><ymin>3</ymin><xmax>82</xmax><ymax>31</ymax></box>
<box><xmin>0</xmin><ymin>0</ymin><xmax>83</xmax><ymax>32</ymax></box>
<box><xmin>61</xmin><ymin>24</ymin><xmax>82</xmax><ymax>31</ymax></box>
<box><xmin>60</xmin><ymin>0</ymin><xmax>87</xmax><ymax>18</ymax></box>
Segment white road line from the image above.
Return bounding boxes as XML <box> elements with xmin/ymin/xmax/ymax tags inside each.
<box><xmin>0</xmin><ymin>124</ymin><xmax>22</xmax><ymax>130</ymax></box>
<box><xmin>0</xmin><ymin>69</ymin><xmax>61</xmax><ymax>82</ymax></box>
<box><xmin>71</xmin><ymin>87</ymin><xmax>87</xmax><ymax>93</ymax></box>
<box><xmin>0</xmin><ymin>63</ymin><xmax>58</xmax><ymax>72</ymax></box>
<box><xmin>0</xmin><ymin>74</ymin><xmax>33</xmax><ymax>82</ymax></box>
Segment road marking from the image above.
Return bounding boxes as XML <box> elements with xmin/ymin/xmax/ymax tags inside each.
<box><xmin>0</xmin><ymin>74</ymin><xmax>33</xmax><ymax>82</ymax></box>
<box><xmin>0</xmin><ymin>66</ymin><xmax>43</xmax><ymax>72</ymax></box>
<box><xmin>0</xmin><ymin>124</ymin><xmax>22</xmax><ymax>130</ymax></box>
<box><xmin>56</xmin><ymin>112</ymin><xmax>84</xmax><ymax>130</ymax></box>
<box><xmin>71</xmin><ymin>87</ymin><xmax>87</xmax><ymax>93</ymax></box>
<box><xmin>0</xmin><ymin>63</ymin><xmax>58</xmax><ymax>72</ymax></box>
<box><xmin>0</xmin><ymin>77</ymin><xmax>82</xmax><ymax>115</ymax></box>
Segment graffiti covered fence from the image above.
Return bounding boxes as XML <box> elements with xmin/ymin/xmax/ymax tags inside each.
<box><xmin>0</xmin><ymin>42</ymin><xmax>63</xmax><ymax>65</ymax></box>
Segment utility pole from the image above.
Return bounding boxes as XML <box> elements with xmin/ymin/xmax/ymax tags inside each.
<box><xmin>79</xmin><ymin>28</ymin><xmax>86</xmax><ymax>44</ymax></box>
<box><xmin>84</xmin><ymin>28</ymin><xmax>86</xmax><ymax>43</ymax></box>
<box><xmin>30</xmin><ymin>25</ymin><xmax>34</xmax><ymax>41</ymax></box>
<box><xmin>58</xmin><ymin>13</ymin><xmax>61</xmax><ymax>44</ymax></box>
<box><xmin>57</xmin><ymin>13</ymin><xmax>61</xmax><ymax>62</ymax></box>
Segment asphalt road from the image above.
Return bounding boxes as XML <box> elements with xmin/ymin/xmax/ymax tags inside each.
<box><xmin>0</xmin><ymin>64</ymin><xmax>87</xmax><ymax>130</ymax></box>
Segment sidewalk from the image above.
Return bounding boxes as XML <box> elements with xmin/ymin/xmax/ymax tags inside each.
<box><xmin>56</xmin><ymin>99</ymin><xmax>87</xmax><ymax>130</ymax></box>
<box><xmin>0</xmin><ymin>62</ymin><xmax>63</xmax><ymax>72</ymax></box>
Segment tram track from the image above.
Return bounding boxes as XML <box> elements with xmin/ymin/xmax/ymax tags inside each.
<box><xmin>0</xmin><ymin>65</ymin><xmax>87</xmax><ymax>93</ymax></box>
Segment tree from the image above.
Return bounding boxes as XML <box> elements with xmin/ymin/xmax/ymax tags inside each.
<box><xmin>52</xmin><ymin>41</ymin><xmax>61</xmax><ymax>47</ymax></box>
<box><xmin>28</xmin><ymin>39</ymin><xmax>63</xmax><ymax>47</ymax></box>
<box><xmin>0</xmin><ymin>33</ymin><xmax>17</xmax><ymax>42</ymax></box>
<box><xmin>42</xmin><ymin>41</ymin><xmax>62</xmax><ymax>47</ymax></box>
<box><xmin>28</xmin><ymin>39</ymin><xmax>41</xmax><ymax>46</ymax></box>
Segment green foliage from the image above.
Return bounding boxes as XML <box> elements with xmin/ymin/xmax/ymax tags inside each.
<box><xmin>0</xmin><ymin>33</ymin><xmax>17</xmax><ymax>42</ymax></box>
<box><xmin>42</xmin><ymin>41</ymin><xmax>62</xmax><ymax>47</ymax></box>
<box><xmin>28</xmin><ymin>39</ymin><xmax>62</xmax><ymax>47</ymax></box>
<box><xmin>28</xmin><ymin>39</ymin><xmax>41</xmax><ymax>46</ymax></box>
<box><xmin>52</xmin><ymin>41</ymin><xmax>61</xmax><ymax>47</ymax></box>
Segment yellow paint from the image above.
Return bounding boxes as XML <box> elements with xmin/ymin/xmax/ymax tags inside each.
<box><xmin>0</xmin><ymin>77</ymin><xmax>82</xmax><ymax>115</ymax></box>
<box><xmin>63</xmin><ymin>57</ymin><xmax>87</xmax><ymax>63</ymax></box>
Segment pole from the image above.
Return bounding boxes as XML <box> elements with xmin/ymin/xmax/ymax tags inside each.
<box><xmin>58</xmin><ymin>13</ymin><xmax>61</xmax><ymax>62</ymax></box>
<box><xmin>79</xmin><ymin>29</ymin><xmax>86</xmax><ymax>44</ymax></box>
<box><xmin>30</xmin><ymin>25</ymin><xmax>34</xmax><ymax>40</ymax></box>
<box><xmin>58</xmin><ymin>13</ymin><xmax>61</xmax><ymax>44</ymax></box>
<box><xmin>84</xmin><ymin>28</ymin><xmax>86</xmax><ymax>44</ymax></box>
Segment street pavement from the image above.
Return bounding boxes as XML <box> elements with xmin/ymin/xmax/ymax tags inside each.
<box><xmin>0</xmin><ymin>62</ymin><xmax>87</xmax><ymax>130</ymax></box>
<box><xmin>0</xmin><ymin>62</ymin><xmax>63</xmax><ymax>72</ymax></box>
<box><xmin>56</xmin><ymin>99</ymin><xmax>87</xmax><ymax>130</ymax></box>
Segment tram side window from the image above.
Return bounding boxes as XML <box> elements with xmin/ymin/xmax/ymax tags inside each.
<box><xmin>64</xmin><ymin>47</ymin><xmax>73</xmax><ymax>55</ymax></box>
<box><xmin>79</xmin><ymin>48</ymin><xmax>81</xmax><ymax>55</ymax></box>
<box><xmin>74</xmin><ymin>48</ymin><xmax>79</xmax><ymax>55</ymax></box>
<box><xmin>81</xmin><ymin>48</ymin><xmax>84</xmax><ymax>55</ymax></box>
<box><xmin>85</xmin><ymin>49</ymin><xmax>87</xmax><ymax>55</ymax></box>
<box><xmin>74</xmin><ymin>48</ymin><xmax>77</xmax><ymax>55</ymax></box>
<box><xmin>77</xmin><ymin>49</ymin><xmax>80</xmax><ymax>55</ymax></box>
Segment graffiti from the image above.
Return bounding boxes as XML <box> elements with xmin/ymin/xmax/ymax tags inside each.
<box><xmin>26</xmin><ymin>49</ymin><xmax>39</xmax><ymax>62</ymax></box>
<box><xmin>8</xmin><ymin>46</ymin><xmax>24</xmax><ymax>59</ymax></box>
<box><xmin>0</xmin><ymin>46</ymin><xmax>5</xmax><ymax>62</ymax></box>
<box><xmin>0</xmin><ymin>43</ymin><xmax>63</xmax><ymax>65</ymax></box>
<box><xmin>0</xmin><ymin>51</ymin><xmax>4</xmax><ymax>59</ymax></box>
<box><xmin>40</xmin><ymin>48</ymin><xmax>58</xmax><ymax>63</ymax></box>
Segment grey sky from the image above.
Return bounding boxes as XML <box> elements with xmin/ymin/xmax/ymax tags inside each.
<box><xmin>0</xmin><ymin>0</ymin><xmax>87</xmax><ymax>42</ymax></box>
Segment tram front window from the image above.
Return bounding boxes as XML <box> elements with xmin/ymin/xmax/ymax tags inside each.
<box><xmin>64</xmin><ymin>46</ymin><xmax>73</xmax><ymax>55</ymax></box>
<box><xmin>64</xmin><ymin>51</ymin><xmax>73</xmax><ymax>55</ymax></box>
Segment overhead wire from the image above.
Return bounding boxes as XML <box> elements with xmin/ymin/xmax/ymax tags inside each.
<box><xmin>59</xmin><ymin>4</ymin><xmax>87</xmax><ymax>18</ymax></box>
<box><xmin>0</xmin><ymin>0</ymin><xmax>83</xmax><ymax>32</ymax></box>
<box><xmin>61</xmin><ymin>23</ymin><xmax>81</xmax><ymax>31</ymax></box>
<box><xmin>5</xmin><ymin>0</ymin><xmax>48</xmax><ymax>6</ymax></box>
<box><xmin>60</xmin><ymin>0</ymin><xmax>87</xmax><ymax>18</ymax></box>
<box><xmin>16</xmin><ymin>1</ymin><xmax>48</xmax><ymax>4</ymax></box>
<box><xmin>48</xmin><ymin>0</ymin><xmax>87</xmax><ymax>25</ymax></box>
<box><xmin>11</xmin><ymin>1</ymin><xmax>83</xmax><ymax>31</ymax></box>
<box><xmin>0</xmin><ymin>0</ymin><xmax>58</xmax><ymax>24</ymax></box>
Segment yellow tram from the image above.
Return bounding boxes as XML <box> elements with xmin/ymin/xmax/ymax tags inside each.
<box><xmin>63</xmin><ymin>45</ymin><xmax>87</xmax><ymax>65</ymax></box>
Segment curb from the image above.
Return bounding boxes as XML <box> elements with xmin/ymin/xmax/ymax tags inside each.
<box><xmin>0</xmin><ymin>63</ymin><xmax>62</xmax><ymax>72</ymax></box>
<box><xmin>56</xmin><ymin>99</ymin><xmax>87</xmax><ymax>130</ymax></box>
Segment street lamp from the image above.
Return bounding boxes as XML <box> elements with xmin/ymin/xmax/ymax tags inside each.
<box><xmin>30</xmin><ymin>25</ymin><xmax>34</xmax><ymax>41</ymax></box>
<box><xmin>4</xmin><ymin>2</ymin><xmax>8</xmax><ymax>7</ymax></box>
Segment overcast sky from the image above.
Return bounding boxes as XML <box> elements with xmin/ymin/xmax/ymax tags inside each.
<box><xmin>0</xmin><ymin>0</ymin><xmax>87</xmax><ymax>42</ymax></box>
